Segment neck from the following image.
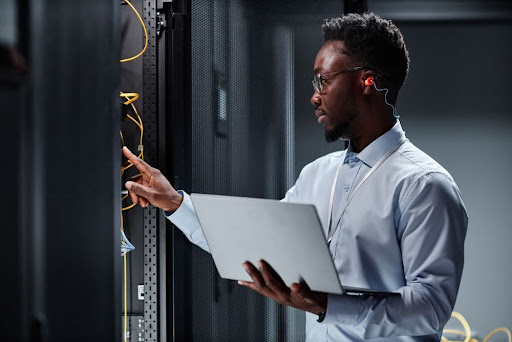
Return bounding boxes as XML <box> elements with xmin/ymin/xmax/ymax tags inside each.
<box><xmin>350</xmin><ymin>119</ymin><xmax>397</xmax><ymax>153</ymax></box>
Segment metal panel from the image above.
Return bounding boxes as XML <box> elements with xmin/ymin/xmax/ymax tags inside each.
<box><xmin>187</xmin><ymin>1</ymin><xmax>344</xmax><ymax>341</ymax></box>
<box><xmin>122</xmin><ymin>315</ymin><xmax>146</xmax><ymax>342</ymax></box>
<box><xmin>1</xmin><ymin>63</ymin><xmax>26</xmax><ymax>341</ymax></box>
<box><xmin>5</xmin><ymin>1</ymin><xmax>122</xmax><ymax>341</ymax></box>
<box><xmin>143</xmin><ymin>0</ymin><xmax>159</xmax><ymax>340</ymax></box>
<box><xmin>164</xmin><ymin>0</ymin><xmax>193</xmax><ymax>340</ymax></box>
<box><xmin>144</xmin><ymin>205</ymin><xmax>159</xmax><ymax>342</ymax></box>
<box><xmin>121</xmin><ymin>0</ymin><xmax>146</xmax><ymax>320</ymax></box>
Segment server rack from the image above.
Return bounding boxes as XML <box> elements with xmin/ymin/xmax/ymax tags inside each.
<box><xmin>2</xmin><ymin>0</ymin><xmax>121</xmax><ymax>341</ymax></box>
<box><xmin>120</xmin><ymin>1</ymin><xmax>189</xmax><ymax>340</ymax></box>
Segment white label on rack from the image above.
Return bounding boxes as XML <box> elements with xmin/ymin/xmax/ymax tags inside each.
<box><xmin>137</xmin><ymin>285</ymin><xmax>144</xmax><ymax>300</ymax></box>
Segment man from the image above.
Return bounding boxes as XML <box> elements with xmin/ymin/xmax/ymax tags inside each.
<box><xmin>123</xmin><ymin>12</ymin><xmax>468</xmax><ymax>341</ymax></box>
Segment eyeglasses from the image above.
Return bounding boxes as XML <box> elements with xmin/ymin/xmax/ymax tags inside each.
<box><xmin>312</xmin><ymin>66</ymin><xmax>363</xmax><ymax>93</ymax></box>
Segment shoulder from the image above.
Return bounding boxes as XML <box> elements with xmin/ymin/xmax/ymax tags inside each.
<box><xmin>393</xmin><ymin>141</ymin><xmax>466</xmax><ymax>212</ymax></box>
<box><xmin>399</xmin><ymin>142</ymin><xmax>452</xmax><ymax>176</ymax></box>
<box><xmin>298</xmin><ymin>150</ymin><xmax>345</xmax><ymax>177</ymax></box>
<box><xmin>391</xmin><ymin>140</ymin><xmax>455</xmax><ymax>184</ymax></box>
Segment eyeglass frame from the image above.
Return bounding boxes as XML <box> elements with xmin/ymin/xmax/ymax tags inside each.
<box><xmin>312</xmin><ymin>66</ymin><xmax>364</xmax><ymax>93</ymax></box>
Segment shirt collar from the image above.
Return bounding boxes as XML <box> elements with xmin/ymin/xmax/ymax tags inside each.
<box><xmin>345</xmin><ymin>121</ymin><xmax>406</xmax><ymax>167</ymax></box>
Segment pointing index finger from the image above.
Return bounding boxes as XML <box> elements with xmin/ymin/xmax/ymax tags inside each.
<box><xmin>122</xmin><ymin>146</ymin><xmax>150</xmax><ymax>174</ymax></box>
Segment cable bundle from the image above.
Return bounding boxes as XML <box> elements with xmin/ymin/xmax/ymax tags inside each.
<box><xmin>119</xmin><ymin>1</ymin><xmax>148</xmax><ymax>340</ymax></box>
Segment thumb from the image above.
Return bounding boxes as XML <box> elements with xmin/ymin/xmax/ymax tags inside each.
<box><xmin>125</xmin><ymin>181</ymin><xmax>152</xmax><ymax>199</ymax></box>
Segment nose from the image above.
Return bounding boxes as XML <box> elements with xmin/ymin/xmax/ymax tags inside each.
<box><xmin>311</xmin><ymin>91</ymin><xmax>321</xmax><ymax>107</ymax></box>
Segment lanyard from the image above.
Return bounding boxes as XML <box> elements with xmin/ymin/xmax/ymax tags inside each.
<box><xmin>327</xmin><ymin>136</ymin><xmax>407</xmax><ymax>245</ymax></box>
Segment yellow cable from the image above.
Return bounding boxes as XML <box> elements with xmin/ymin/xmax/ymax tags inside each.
<box><xmin>443</xmin><ymin>329</ymin><xmax>470</xmax><ymax>342</ymax></box>
<box><xmin>121</xmin><ymin>92</ymin><xmax>144</xmax><ymax>157</ymax></box>
<box><xmin>442</xmin><ymin>312</ymin><xmax>511</xmax><ymax>342</ymax></box>
<box><xmin>120</xmin><ymin>91</ymin><xmax>144</xmax><ymax>176</ymax></box>
<box><xmin>120</xmin><ymin>92</ymin><xmax>139</xmax><ymax>105</ymax></box>
<box><xmin>122</xmin><ymin>161</ymin><xmax>134</xmax><ymax>174</ymax></box>
<box><xmin>120</xmin><ymin>0</ymin><xmax>148</xmax><ymax>63</ymax></box>
<box><xmin>124</xmin><ymin>96</ymin><xmax>144</xmax><ymax>160</ymax></box>
<box><xmin>121</xmin><ymin>194</ymin><xmax>135</xmax><ymax>211</ymax></box>
<box><xmin>482</xmin><ymin>327</ymin><xmax>512</xmax><ymax>342</ymax></box>
<box><xmin>127</xmin><ymin>114</ymin><xmax>143</xmax><ymax>131</ymax></box>
<box><xmin>122</xmin><ymin>202</ymin><xmax>138</xmax><ymax>211</ymax></box>
<box><xmin>451</xmin><ymin>312</ymin><xmax>472</xmax><ymax>342</ymax></box>
<box><xmin>444</xmin><ymin>329</ymin><xmax>467</xmax><ymax>336</ymax></box>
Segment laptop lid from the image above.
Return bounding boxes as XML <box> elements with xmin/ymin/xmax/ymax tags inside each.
<box><xmin>190</xmin><ymin>193</ymin><xmax>344</xmax><ymax>295</ymax></box>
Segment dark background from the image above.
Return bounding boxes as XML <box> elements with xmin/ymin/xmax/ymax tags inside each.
<box><xmin>2</xmin><ymin>0</ymin><xmax>511</xmax><ymax>340</ymax></box>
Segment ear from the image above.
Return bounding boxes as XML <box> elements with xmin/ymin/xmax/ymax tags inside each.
<box><xmin>362</xmin><ymin>70</ymin><xmax>377</xmax><ymax>95</ymax></box>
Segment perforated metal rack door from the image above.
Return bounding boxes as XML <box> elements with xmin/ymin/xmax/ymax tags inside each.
<box><xmin>189</xmin><ymin>1</ymin><xmax>343</xmax><ymax>341</ymax></box>
<box><xmin>143</xmin><ymin>0</ymin><xmax>159</xmax><ymax>341</ymax></box>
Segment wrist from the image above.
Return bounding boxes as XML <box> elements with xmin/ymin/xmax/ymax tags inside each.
<box><xmin>317</xmin><ymin>293</ymin><xmax>327</xmax><ymax>314</ymax></box>
<box><xmin>163</xmin><ymin>191</ymin><xmax>184</xmax><ymax>212</ymax></box>
<box><xmin>315</xmin><ymin>294</ymin><xmax>328</xmax><ymax>322</ymax></box>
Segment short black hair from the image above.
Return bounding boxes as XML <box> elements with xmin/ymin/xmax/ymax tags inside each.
<box><xmin>322</xmin><ymin>13</ymin><xmax>410</xmax><ymax>89</ymax></box>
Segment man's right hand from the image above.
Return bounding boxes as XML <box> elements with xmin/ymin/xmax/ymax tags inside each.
<box><xmin>122</xmin><ymin>146</ymin><xmax>183</xmax><ymax>212</ymax></box>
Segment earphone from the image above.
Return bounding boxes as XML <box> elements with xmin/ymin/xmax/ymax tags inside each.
<box><xmin>364</xmin><ymin>76</ymin><xmax>399</xmax><ymax>120</ymax></box>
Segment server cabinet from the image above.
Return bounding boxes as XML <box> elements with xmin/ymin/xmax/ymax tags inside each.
<box><xmin>2</xmin><ymin>0</ymin><xmax>121</xmax><ymax>341</ymax></box>
<box><xmin>169</xmin><ymin>1</ymin><xmax>346</xmax><ymax>341</ymax></box>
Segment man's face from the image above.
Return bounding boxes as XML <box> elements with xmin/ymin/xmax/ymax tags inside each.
<box><xmin>311</xmin><ymin>40</ymin><xmax>361</xmax><ymax>142</ymax></box>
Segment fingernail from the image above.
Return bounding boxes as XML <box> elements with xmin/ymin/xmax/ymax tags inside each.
<box><xmin>125</xmin><ymin>182</ymin><xmax>132</xmax><ymax>190</ymax></box>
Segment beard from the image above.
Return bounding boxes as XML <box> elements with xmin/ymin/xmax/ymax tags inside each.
<box><xmin>324</xmin><ymin>109</ymin><xmax>358</xmax><ymax>142</ymax></box>
<box><xmin>323</xmin><ymin>98</ymin><xmax>358</xmax><ymax>143</ymax></box>
<box><xmin>325</xmin><ymin>123</ymin><xmax>349</xmax><ymax>142</ymax></box>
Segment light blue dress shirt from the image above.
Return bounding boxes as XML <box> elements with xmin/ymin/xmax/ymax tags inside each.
<box><xmin>166</xmin><ymin>121</ymin><xmax>468</xmax><ymax>341</ymax></box>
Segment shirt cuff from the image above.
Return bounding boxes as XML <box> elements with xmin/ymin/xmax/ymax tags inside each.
<box><xmin>163</xmin><ymin>191</ymin><xmax>210</xmax><ymax>252</ymax></box>
<box><xmin>163</xmin><ymin>191</ymin><xmax>199</xmax><ymax>237</ymax></box>
<box><xmin>161</xmin><ymin>190</ymin><xmax>182</xmax><ymax>217</ymax></box>
<box><xmin>164</xmin><ymin>190</ymin><xmax>192</xmax><ymax>224</ymax></box>
<box><xmin>321</xmin><ymin>293</ymin><xmax>362</xmax><ymax>325</ymax></box>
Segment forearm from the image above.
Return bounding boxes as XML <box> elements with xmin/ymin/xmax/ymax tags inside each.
<box><xmin>324</xmin><ymin>282</ymin><xmax>452</xmax><ymax>339</ymax></box>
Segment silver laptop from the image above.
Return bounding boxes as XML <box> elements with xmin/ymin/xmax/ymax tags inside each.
<box><xmin>190</xmin><ymin>193</ymin><xmax>398</xmax><ymax>296</ymax></box>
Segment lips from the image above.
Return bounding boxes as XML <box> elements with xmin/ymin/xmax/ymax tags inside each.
<box><xmin>315</xmin><ymin>109</ymin><xmax>327</xmax><ymax>124</ymax></box>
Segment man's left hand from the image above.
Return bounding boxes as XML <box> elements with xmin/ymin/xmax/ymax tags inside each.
<box><xmin>239</xmin><ymin>260</ymin><xmax>327</xmax><ymax>315</ymax></box>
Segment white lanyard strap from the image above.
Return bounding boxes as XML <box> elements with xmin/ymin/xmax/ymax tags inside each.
<box><xmin>327</xmin><ymin>136</ymin><xmax>407</xmax><ymax>245</ymax></box>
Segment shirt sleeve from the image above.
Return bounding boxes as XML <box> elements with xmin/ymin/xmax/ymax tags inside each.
<box><xmin>322</xmin><ymin>172</ymin><xmax>468</xmax><ymax>339</ymax></box>
<box><xmin>165</xmin><ymin>160</ymin><xmax>313</xmax><ymax>252</ymax></box>
<box><xmin>282</xmin><ymin>161</ymin><xmax>311</xmax><ymax>203</ymax></box>
<box><xmin>164</xmin><ymin>161</ymin><xmax>310</xmax><ymax>254</ymax></box>
<box><xmin>164</xmin><ymin>190</ymin><xmax>211</xmax><ymax>253</ymax></box>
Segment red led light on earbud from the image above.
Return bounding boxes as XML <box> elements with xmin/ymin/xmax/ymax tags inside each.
<box><xmin>364</xmin><ymin>77</ymin><xmax>374</xmax><ymax>86</ymax></box>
